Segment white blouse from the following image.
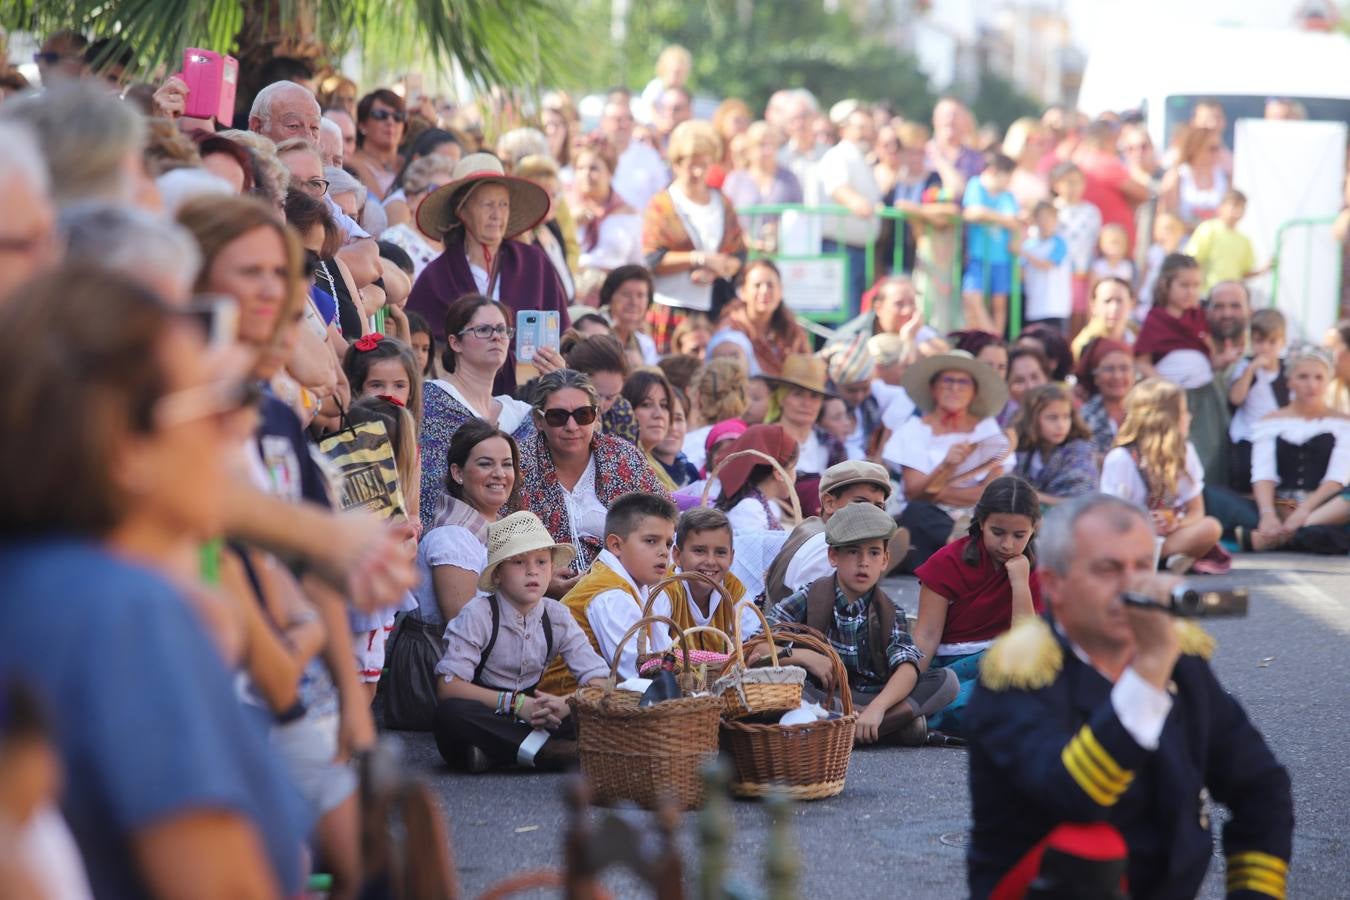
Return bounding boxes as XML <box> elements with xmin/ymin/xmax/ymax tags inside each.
<box><xmin>562</xmin><ymin>455</ymin><xmax>608</xmax><ymax>542</ymax></box>
<box><xmin>683</xmin><ymin>424</ymin><xmax>713</xmax><ymax>472</ymax></box>
<box><xmin>1154</xmin><ymin>349</ymin><xmax>1213</xmax><ymax>390</ymax></box>
<box><xmin>1227</xmin><ymin>358</ymin><xmax>1282</xmax><ymax>442</ymax></box>
<box><xmin>726</xmin><ymin>496</ymin><xmax>777</xmax><ymax>533</ymax></box>
<box><xmin>1101</xmin><ymin>443</ymin><xmax>1204</xmax><ymax>513</ymax></box>
<box><xmin>577</xmin><ymin>212</ymin><xmax>644</xmax><ymax>271</ymax></box>
<box><xmin>884</xmin><ymin>415</ymin><xmax>1012</xmax><ymax>480</ymax></box>
<box><xmin>797</xmin><ymin>429</ymin><xmax>831</xmax><ymax>476</ymax></box>
<box><xmin>430</xmin><ymin>380</ymin><xmax>531</xmax><ymax>434</ymax></box>
<box><xmin>413</xmin><ymin>524</ymin><xmax>488</xmax><ymax>626</ymax></box>
<box><xmin>1250</xmin><ymin>416</ymin><xmax>1350</xmax><ymax>487</ymax></box>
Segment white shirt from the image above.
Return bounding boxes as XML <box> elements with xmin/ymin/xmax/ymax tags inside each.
<box><xmin>668</xmin><ymin>183</ymin><xmax>726</xmax><ymax>253</ymax></box>
<box><xmin>1055</xmin><ymin>200</ymin><xmax>1102</xmax><ymax>275</ymax></box>
<box><xmin>1153</xmin><ymin>349</ymin><xmax>1214</xmax><ymax>390</ymax></box>
<box><xmin>12</xmin><ymin>806</ymin><xmax>94</xmax><ymax>900</ymax></box>
<box><xmin>810</xmin><ymin>139</ymin><xmax>881</xmax><ymax>246</ymax></box>
<box><xmin>413</xmin><ymin>524</ymin><xmax>488</xmax><ymax>626</ymax></box>
<box><xmin>634</xmin><ymin>331</ymin><xmax>660</xmax><ymax>366</ymax></box>
<box><xmin>683</xmin><ymin>424</ymin><xmax>713</xmax><ymax>472</ymax></box>
<box><xmin>577</xmin><ymin>211</ymin><xmax>644</xmax><ymax>271</ymax></box>
<box><xmin>467</xmin><ymin>259</ymin><xmax>501</xmax><ymax>299</ymax></box>
<box><xmin>648</xmin><ymin>567</ymin><xmax>763</xmax><ymax>641</ymax></box>
<box><xmin>1022</xmin><ymin>233</ymin><xmax>1073</xmax><ymax>322</ymax></box>
<box><xmin>1227</xmin><ymin>358</ymin><xmax>1281</xmax><ymax>442</ymax></box>
<box><xmin>726</xmin><ymin>496</ymin><xmax>777</xmax><ymax>532</ymax></box>
<box><xmin>431</xmin><ymin>380</ymin><xmax>530</xmax><ymax>434</ymax></box>
<box><xmin>877</xmin><ymin>382</ymin><xmax>918</xmax><ymax>430</ymax></box>
<box><xmin>561</xmin><ymin>455</ymin><xmax>608</xmax><ymax>542</ymax></box>
<box><xmin>379</xmin><ymin>223</ymin><xmax>439</xmax><ymax>279</ymax></box>
<box><xmin>1100</xmin><ymin>442</ymin><xmax>1205</xmax><ymax>514</ymax></box>
<box><xmin>587</xmin><ymin>548</ymin><xmax>670</xmax><ymax>679</ymax></box>
<box><xmin>782</xmin><ymin>530</ymin><xmax>832</xmax><ymax>598</ymax></box>
<box><xmin>1250</xmin><ymin>416</ymin><xmax>1350</xmax><ymax>487</ymax></box>
<box><xmin>612</xmin><ymin>140</ymin><xmax>670</xmax><ymax>213</ymax></box>
<box><xmin>884</xmin><ymin>416</ymin><xmax>1012</xmax><ymax>479</ymax></box>
<box><xmin>796</xmin><ymin>429</ymin><xmax>831</xmax><ymax>476</ymax></box>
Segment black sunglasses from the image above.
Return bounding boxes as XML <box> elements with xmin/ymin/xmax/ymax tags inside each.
<box><xmin>368</xmin><ymin>108</ymin><xmax>407</xmax><ymax>123</ymax></box>
<box><xmin>541</xmin><ymin>405</ymin><xmax>598</xmax><ymax>427</ymax></box>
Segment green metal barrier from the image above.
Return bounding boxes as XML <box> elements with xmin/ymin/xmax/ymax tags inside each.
<box><xmin>735</xmin><ymin>203</ymin><xmax>1022</xmax><ymax>339</ymax></box>
<box><xmin>1270</xmin><ymin>214</ymin><xmax>1341</xmax><ymax>307</ymax></box>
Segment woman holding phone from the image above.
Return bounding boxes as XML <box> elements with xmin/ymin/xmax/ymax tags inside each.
<box><xmin>418</xmin><ymin>295</ymin><xmax>536</xmax><ymax>533</ymax></box>
<box><xmin>406</xmin><ymin>153</ymin><xmax>570</xmax><ymax>396</ymax></box>
<box><xmin>883</xmin><ymin>350</ymin><xmax>1013</xmax><ymax>572</ymax></box>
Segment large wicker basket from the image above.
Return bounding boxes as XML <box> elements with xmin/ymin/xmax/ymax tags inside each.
<box><xmin>700</xmin><ymin>448</ymin><xmax>804</xmax><ymax>524</ymax></box>
<box><xmin>636</xmin><ymin>573</ymin><xmax>735</xmax><ymax>677</ymax></box>
<box><xmin>714</xmin><ymin>600</ymin><xmax>805</xmax><ymax>720</ymax></box>
<box><xmin>719</xmin><ymin>628</ymin><xmax>857</xmax><ymax>801</ymax></box>
<box><xmin>569</xmin><ymin>615</ymin><xmax>722</xmax><ymax>811</ymax></box>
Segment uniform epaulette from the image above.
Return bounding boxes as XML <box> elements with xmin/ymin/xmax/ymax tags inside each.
<box><xmin>1174</xmin><ymin>620</ymin><xmax>1215</xmax><ymax>660</ymax></box>
<box><xmin>979</xmin><ymin>616</ymin><xmax>1063</xmax><ymax>691</ymax></box>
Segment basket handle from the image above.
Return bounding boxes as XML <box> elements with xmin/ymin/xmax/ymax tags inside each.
<box><xmin>729</xmin><ymin>597</ymin><xmax>779</xmax><ymax>669</ymax></box>
<box><xmin>767</xmin><ymin>623</ymin><xmax>853</xmax><ymax>716</ymax></box>
<box><xmin>636</xmin><ymin>571</ymin><xmax>727</xmax><ymax>659</ymax></box>
<box><xmin>701</xmin><ymin>448</ymin><xmax>804</xmax><ymax>522</ymax></box>
<box><xmin>675</xmin><ymin>625</ymin><xmax>736</xmax><ymax>655</ymax></box>
<box><xmin>607</xmin><ymin>614</ymin><xmax>692</xmax><ymax>690</ymax></box>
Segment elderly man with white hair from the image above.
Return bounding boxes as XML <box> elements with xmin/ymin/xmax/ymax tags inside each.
<box><xmin>59</xmin><ymin>202</ymin><xmax>202</xmax><ymax>302</ymax></box>
<box><xmin>0</xmin><ymin>121</ymin><xmax>58</xmax><ymax>302</ymax></box>
<box><xmin>318</xmin><ymin>117</ymin><xmax>345</xmax><ymax>167</ymax></box>
<box><xmin>248</xmin><ymin>80</ymin><xmax>322</xmax><ymax>145</ymax></box>
<box><xmin>600</xmin><ymin>97</ymin><xmax>668</xmax><ymax>213</ymax></box>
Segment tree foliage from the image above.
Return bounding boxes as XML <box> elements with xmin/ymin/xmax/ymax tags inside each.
<box><xmin>967</xmin><ymin>69</ymin><xmax>1042</xmax><ymax>134</ymax></box>
<box><xmin>0</xmin><ymin>0</ymin><xmax>580</xmax><ymax>90</ymax></box>
<box><xmin>611</xmin><ymin>0</ymin><xmax>935</xmax><ymax>118</ymax></box>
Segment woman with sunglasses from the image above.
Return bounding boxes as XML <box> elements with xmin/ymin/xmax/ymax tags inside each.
<box><xmin>350</xmin><ymin>88</ymin><xmax>407</xmax><ymax>200</ymax></box>
<box><xmin>418</xmin><ymin>295</ymin><xmax>536</xmax><ymax>533</ymax></box>
<box><xmin>1</xmin><ymin>264</ymin><xmax>305</xmax><ymax>897</ymax></box>
<box><xmin>516</xmin><ymin>368</ymin><xmax>669</xmax><ymax>598</ymax></box>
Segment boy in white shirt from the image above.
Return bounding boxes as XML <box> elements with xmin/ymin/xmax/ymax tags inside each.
<box><xmin>1020</xmin><ymin>201</ymin><xmax>1073</xmax><ymax>334</ymax></box>
<box><xmin>1227</xmin><ymin>309</ymin><xmax>1287</xmax><ymax>492</ymax></box>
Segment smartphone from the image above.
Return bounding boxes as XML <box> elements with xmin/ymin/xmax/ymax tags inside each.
<box><xmin>188</xmin><ymin>294</ymin><xmax>240</xmax><ymax>348</ymax></box>
<box><xmin>515</xmin><ymin>310</ymin><xmax>560</xmax><ymax>363</ymax></box>
<box><xmin>181</xmin><ymin>48</ymin><xmax>239</xmax><ymax>125</ymax></box>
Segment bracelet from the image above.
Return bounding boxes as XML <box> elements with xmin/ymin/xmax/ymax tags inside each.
<box><xmin>512</xmin><ymin>693</ymin><xmax>527</xmax><ymax>718</ymax></box>
<box><xmin>495</xmin><ymin>691</ymin><xmax>508</xmax><ymax>716</ymax></box>
<box><xmin>693</xmin><ymin>251</ymin><xmax>705</xmax><ymax>269</ymax></box>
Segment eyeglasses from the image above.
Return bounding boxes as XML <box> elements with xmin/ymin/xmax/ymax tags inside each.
<box><xmin>33</xmin><ymin>51</ymin><xmax>64</xmax><ymax>65</ymax></box>
<box><xmin>368</xmin><ymin>108</ymin><xmax>407</xmax><ymax>123</ymax></box>
<box><xmin>541</xmin><ymin>406</ymin><xmax>598</xmax><ymax>427</ymax></box>
<box><xmin>936</xmin><ymin>375</ymin><xmax>975</xmax><ymax>390</ymax></box>
<box><xmin>458</xmin><ymin>324</ymin><xmax>514</xmax><ymax>341</ymax></box>
<box><xmin>296</xmin><ymin>177</ymin><xmax>329</xmax><ymax>197</ymax></box>
<box><xmin>1094</xmin><ymin>364</ymin><xmax>1134</xmax><ymax>377</ymax></box>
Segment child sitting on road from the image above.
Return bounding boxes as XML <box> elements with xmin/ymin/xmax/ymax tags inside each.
<box><xmin>1227</xmin><ymin>309</ymin><xmax>1288</xmax><ymax>493</ymax></box>
<box><xmin>433</xmin><ymin>512</ymin><xmax>608</xmax><ymax>773</ymax></box>
<box><xmin>912</xmin><ymin>475</ymin><xmax>1043</xmax><ymax>736</ymax></box>
<box><xmin>1011</xmin><ymin>383</ymin><xmax>1100</xmax><ymax>506</ymax></box>
<box><xmin>538</xmin><ymin>492</ymin><xmax>679</xmax><ymax>694</ymax></box>
<box><xmin>767</xmin><ymin>502</ymin><xmax>958</xmax><ymax>746</ymax></box>
<box><xmin>659</xmin><ymin>507</ymin><xmax>761</xmax><ymax>650</ymax></box>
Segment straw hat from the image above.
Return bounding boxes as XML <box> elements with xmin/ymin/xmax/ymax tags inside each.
<box><xmin>416</xmin><ymin>152</ymin><xmax>552</xmax><ymax>242</ymax></box>
<box><xmin>901</xmin><ymin>349</ymin><xmax>1007</xmax><ymax>420</ymax></box>
<box><xmin>765</xmin><ymin>353</ymin><xmax>836</xmax><ymax>397</ymax></box>
<box><xmin>477</xmin><ymin>511</ymin><xmax>576</xmax><ymax>591</ymax></box>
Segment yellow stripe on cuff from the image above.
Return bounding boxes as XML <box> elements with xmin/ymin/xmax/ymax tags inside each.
<box><xmin>1076</xmin><ymin>725</ymin><xmax>1131</xmax><ymax>784</ymax></box>
<box><xmin>1228</xmin><ymin>852</ymin><xmax>1289</xmax><ymax>877</ymax></box>
<box><xmin>1225</xmin><ymin>871</ymin><xmax>1287</xmax><ymax>898</ymax></box>
<box><xmin>1062</xmin><ymin>742</ymin><xmax>1118</xmax><ymax>806</ymax></box>
<box><xmin>1067</xmin><ymin>736</ymin><xmax>1132</xmax><ymax>793</ymax></box>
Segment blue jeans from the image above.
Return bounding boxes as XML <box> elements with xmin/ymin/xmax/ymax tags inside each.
<box><xmin>927</xmin><ymin>650</ymin><xmax>987</xmax><ymax>736</ymax></box>
<box><xmin>823</xmin><ymin>238</ymin><xmax>868</xmax><ymax>318</ymax></box>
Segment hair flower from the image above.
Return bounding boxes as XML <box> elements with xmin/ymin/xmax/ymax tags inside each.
<box><xmin>376</xmin><ymin>394</ymin><xmax>406</xmax><ymax>408</ymax></box>
<box><xmin>353</xmin><ymin>334</ymin><xmax>384</xmax><ymax>352</ymax></box>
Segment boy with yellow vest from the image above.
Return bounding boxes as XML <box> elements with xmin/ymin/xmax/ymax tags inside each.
<box><xmin>660</xmin><ymin>507</ymin><xmax>761</xmax><ymax>649</ymax></box>
<box><xmin>538</xmin><ymin>493</ymin><xmax>678</xmax><ymax>694</ymax></box>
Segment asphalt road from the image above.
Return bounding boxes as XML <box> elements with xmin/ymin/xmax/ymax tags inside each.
<box><xmin>397</xmin><ymin>553</ymin><xmax>1350</xmax><ymax>899</ymax></box>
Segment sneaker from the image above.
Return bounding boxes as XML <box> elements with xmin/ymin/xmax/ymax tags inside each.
<box><xmin>925</xmin><ymin>730</ymin><xmax>968</xmax><ymax>748</ymax></box>
<box><xmin>896</xmin><ymin>714</ymin><xmax>928</xmax><ymax>747</ymax></box>
<box><xmin>1164</xmin><ymin>554</ymin><xmax>1195</xmax><ymax>575</ymax></box>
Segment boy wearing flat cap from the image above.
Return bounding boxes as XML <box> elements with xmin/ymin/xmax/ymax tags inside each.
<box><xmin>767</xmin><ymin>502</ymin><xmax>957</xmax><ymax>745</ymax></box>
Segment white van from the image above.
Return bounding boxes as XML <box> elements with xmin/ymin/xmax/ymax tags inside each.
<box><xmin>1077</xmin><ymin>25</ymin><xmax>1350</xmax><ymax>149</ymax></box>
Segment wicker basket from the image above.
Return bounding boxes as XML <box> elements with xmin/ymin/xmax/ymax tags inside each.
<box><xmin>714</xmin><ymin>600</ymin><xmax>805</xmax><ymax>720</ymax></box>
<box><xmin>635</xmin><ymin>573</ymin><xmax>735</xmax><ymax>676</ymax></box>
<box><xmin>700</xmin><ymin>448</ymin><xmax>804</xmax><ymax>524</ymax></box>
<box><xmin>570</xmin><ymin>615</ymin><xmax>722</xmax><ymax>811</ymax></box>
<box><xmin>719</xmin><ymin>629</ymin><xmax>857</xmax><ymax>801</ymax></box>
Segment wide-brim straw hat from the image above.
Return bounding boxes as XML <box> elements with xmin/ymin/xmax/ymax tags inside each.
<box><xmin>900</xmin><ymin>349</ymin><xmax>1008</xmax><ymax>420</ymax></box>
<box><xmin>417</xmin><ymin>152</ymin><xmax>552</xmax><ymax>242</ymax></box>
<box><xmin>477</xmin><ymin>510</ymin><xmax>576</xmax><ymax>591</ymax></box>
<box><xmin>765</xmin><ymin>353</ymin><xmax>836</xmax><ymax>398</ymax></box>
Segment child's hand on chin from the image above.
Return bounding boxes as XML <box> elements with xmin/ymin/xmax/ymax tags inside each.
<box><xmin>1003</xmin><ymin>555</ymin><xmax>1031</xmax><ymax>583</ymax></box>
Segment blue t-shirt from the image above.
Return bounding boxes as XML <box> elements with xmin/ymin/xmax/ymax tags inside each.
<box><xmin>962</xmin><ymin>177</ymin><xmax>1019</xmax><ymax>263</ymax></box>
<box><xmin>0</xmin><ymin>539</ymin><xmax>309</xmax><ymax>897</ymax></box>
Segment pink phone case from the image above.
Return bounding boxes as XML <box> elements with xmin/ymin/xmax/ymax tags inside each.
<box><xmin>181</xmin><ymin>48</ymin><xmax>239</xmax><ymax>125</ymax></box>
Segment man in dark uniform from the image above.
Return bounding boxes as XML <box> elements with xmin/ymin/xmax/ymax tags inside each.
<box><xmin>965</xmin><ymin>494</ymin><xmax>1293</xmax><ymax>899</ymax></box>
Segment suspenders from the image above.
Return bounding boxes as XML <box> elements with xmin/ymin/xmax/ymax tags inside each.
<box><xmin>472</xmin><ymin>594</ymin><xmax>555</xmax><ymax>688</ymax></box>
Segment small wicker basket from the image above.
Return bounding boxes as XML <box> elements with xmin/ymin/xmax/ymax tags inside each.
<box><xmin>714</xmin><ymin>600</ymin><xmax>805</xmax><ymax>720</ymax></box>
<box><xmin>719</xmin><ymin>627</ymin><xmax>857</xmax><ymax>801</ymax></box>
<box><xmin>570</xmin><ymin>615</ymin><xmax>722</xmax><ymax>811</ymax></box>
<box><xmin>635</xmin><ymin>572</ymin><xmax>735</xmax><ymax>676</ymax></box>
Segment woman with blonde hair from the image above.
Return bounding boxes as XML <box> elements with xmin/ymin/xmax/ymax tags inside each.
<box><xmin>1000</xmin><ymin>116</ymin><xmax>1049</xmax><ymax>209</ymax></box>
<box><xmin>1160</xmin><ymin>125</ymin><xmax>1229</xmax><ymax>229</ymax></box>
<box><xmin>1100</xmin><ymin>378</ymin><xmax>1225</xmax><ymax>573</ymax></box>
<box><xmin>642</xmin><ymin>120</ymin><xmax>747</xmax><ymax>350</ymax></box>
<box><xmin>708</xmin><ymin>97</ymin><xmax>752</xmax><ymax>187</ymax></box>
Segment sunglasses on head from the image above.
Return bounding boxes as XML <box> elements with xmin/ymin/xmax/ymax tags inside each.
<box><xmin>541</xmin><ymin>405</ymin><xmax>598</xmax><ymax>427</ymax></box>
<box><xmin>368</xmin><ymin>108</ymin><xmax>407</xmax><ymax>123</ymax></box>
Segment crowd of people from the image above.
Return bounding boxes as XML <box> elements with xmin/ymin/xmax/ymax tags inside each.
<box><xmin>0</xmin><ymin>30</ymin><xmax>1317</xmax><ymax>899</ymax></box>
